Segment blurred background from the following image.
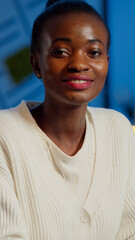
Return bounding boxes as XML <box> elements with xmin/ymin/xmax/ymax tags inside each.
<box><xmin>0</xmin><ymin>0</ymin><xmax>135</xmax><ymax>124</ymax></box>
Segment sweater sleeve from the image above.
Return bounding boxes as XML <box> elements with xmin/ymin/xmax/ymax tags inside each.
<box><xmin>116</xmin><ymin>129</ymin><xmax>135</xmax><ymax>240</ymax></box>
<box><xmin>0</xmin><ymin>141</ymin><xmax>29</xmax><ymax>239</ymax></box>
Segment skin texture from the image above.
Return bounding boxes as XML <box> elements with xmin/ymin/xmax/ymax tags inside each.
<box><xmin>30</xmin><ymin>13</ymin><xmax>109</xmax><ymax>156</ymax></box>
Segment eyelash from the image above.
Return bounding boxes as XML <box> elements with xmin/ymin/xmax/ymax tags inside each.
<box><xmin>51</xmin><ymin>48</ymin><xmax>102</xmax><ymax>59</ymax></box>
<box><xmin>88</xmin><ymin>50</ymin><xmax>102</xmax><ymax>58</ymax></box>
<box><xmin>52</xmin><ymin>48</ymin><xmax>70</xmax><ymax>58</ymax></box>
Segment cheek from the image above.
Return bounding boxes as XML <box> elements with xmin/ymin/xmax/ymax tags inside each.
<box><xmin>41</xmin><ymin>61</ymin><xmax>57</xmax><ymax>81</ymax></box>
<box><xmin>91</xmin><ymin>60</ymin><xmax>108</xmax><ymax>79</ymax></box>
<box><xmin>41</xmin><ymin>60</ymin><xmax>63</xmax><ymax>88</ymax></box>
<box><xmin>42</xmin><ymin>58</ymin><xmax>64</xmax><ymax>77</ymax></box>
<box><xmin>41</xmin><ymin>57</ymin><xmax>53</xmax><ymax>73</ymax></box>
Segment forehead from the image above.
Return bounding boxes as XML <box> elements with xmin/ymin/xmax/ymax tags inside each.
<box><xmin>42</xmin><ymin>13</ymin><xmax>107</xmax><ymax>44</ymax></box>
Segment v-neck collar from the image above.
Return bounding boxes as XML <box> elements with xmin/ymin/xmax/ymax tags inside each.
<box><xmin>17</xmin><ymin>101</ymin><xmax>112</xmax><ymax>219</ymax></box>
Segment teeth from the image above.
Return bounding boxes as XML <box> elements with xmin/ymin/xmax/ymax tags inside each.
<box><xmin>70</xmin><ymin>80</ymin><xmax>87</xmax><ymax>83</ymax></box>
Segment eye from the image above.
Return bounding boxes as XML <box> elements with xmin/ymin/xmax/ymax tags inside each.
<box><xmin>88</xmin><ymin>49</ymin><xmax>102</xmax><ymax>58</ymax></box>
<box><xmin>51</xmin><ymin>48</ymin><xmax>70</xmax><ymax>58</ymax></box>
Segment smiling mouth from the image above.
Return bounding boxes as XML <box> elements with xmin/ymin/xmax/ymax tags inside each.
<box><xmin>68</xmin><ymin>80</ymin><xmax>89</xmax><ymax>83</ymax></box>
<box><xmin>63</xmin><ymin>74</ymin><xmax>94</xmax><ymax>82</ymax></box>
<box><xmin>62</xmin><ymin>75</ymin><xmax>94</xmax><ymax>90</ymax></box>
<box><xmin>63</xmin><ymin>79</ymin><xmax>93</xmax><ymax>90</ymax></box>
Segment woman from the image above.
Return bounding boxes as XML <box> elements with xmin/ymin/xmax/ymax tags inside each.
<box><xmin>0</xmin><ymin>0</ymin><xmax>135</xmax><ymax>239</ymax></box>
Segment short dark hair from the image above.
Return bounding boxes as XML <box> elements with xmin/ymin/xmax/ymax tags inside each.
<box><xmin>30</xmin><ymin>0</ymin><xmax>111</xmax><ymax>54</ymax></box>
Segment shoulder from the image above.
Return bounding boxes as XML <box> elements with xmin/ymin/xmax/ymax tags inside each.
<box><xmin>87</xmin><ymin>106</ymin><xmax>131</xmax><ymax>125</ymax></box>
<box><xmin>87</xmin><ymin>106</ymin><xmax>133</xmax><ymax>136</ymax></box>
<box><xmin>0</xmin><ymin>108</ymin><xmax>14</xmax><ymax>135</ymax></box>
<box><xmin>87</xmin><ymin>106</ymin><xmax>128</xmax><ymax>120</ymax></box>
<box><xmin>0</xmin><ymin>104</ymin><xmax>20</xmax><ymax>127</ymax></box>
<box><xmin>0</xmin><ymin>102</ymin><xmax>28</xmax><ymax>142</ymax></box>
<box><xmin>0</xmin><ymin>108</ymin><xmax>15</xmax><ymax>123</ymax></box>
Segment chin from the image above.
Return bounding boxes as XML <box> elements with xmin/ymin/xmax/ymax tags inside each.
<box><xmin>65</xmin><ymin>93</ymin><xmax>97</xmax><ymax>106</ymax></box>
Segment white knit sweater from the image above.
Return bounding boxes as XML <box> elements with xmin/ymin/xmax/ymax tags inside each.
<box><xmin>0</xmin><ymin>101</ymin><xmax>135</xmax><ymax>240</ymax></box>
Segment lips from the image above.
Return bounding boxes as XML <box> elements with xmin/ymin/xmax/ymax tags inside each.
<box><xmin>62</xmin><ymin>75</ymin><xmax>94</xmax><ymax>90</ymax></box>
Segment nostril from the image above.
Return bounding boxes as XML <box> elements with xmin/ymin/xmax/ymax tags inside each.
<box><xmin>67</xmin><ymin>67</ymin><xmax>89</xmax><ymax>73</ymax></box>
<box><xmin>67</xmin><ymin>60</ymin><xmax>90</xmax><ymax>73</ymax></box>
<box><xmin>68</xmin><ymin>67</ymin><xmax>80</xmax><ymax>73</ymax></box>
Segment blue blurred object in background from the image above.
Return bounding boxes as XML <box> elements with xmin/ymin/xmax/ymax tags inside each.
<box><xmin>107</xmin><ymin>0</ymin><xmax>135</xmax><ymax>124</ymax></box>
<box><xmin>0</xmin><ymin>0</ymin><xmax>135</xmax><ymax>124</ymax></box>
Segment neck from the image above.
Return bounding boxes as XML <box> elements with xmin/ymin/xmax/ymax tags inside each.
<box><xmin>31</xmin><ymin>100</ymin><xmax>88</xmax><ymax>155</ymax></box>
<box><xmin>45</xmin><ymin>100</ymin><xmax>87</xmax><ymax>136</ymax></box>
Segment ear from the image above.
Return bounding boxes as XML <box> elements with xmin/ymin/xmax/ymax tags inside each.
<box><xmin>30</xmin><ymin>54</ymin><xmax>42</xmax><ymax>79</ymax></box>
<box><xmin>107</xmin><ymin>55</ymin><xmax>109</xmax><ymax>62</ymax></box>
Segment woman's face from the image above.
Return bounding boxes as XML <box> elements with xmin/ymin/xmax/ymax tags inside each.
<box><xmin>36</xmin><ymin>13</ymin><xmax>109</xmax><ymax>106</ymax></box>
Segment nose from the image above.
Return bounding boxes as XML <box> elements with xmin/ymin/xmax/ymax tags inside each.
<box><xmin>67</xmin><ymin>51</ymin><xmax>90</xmax><ymax>73</ymax></box>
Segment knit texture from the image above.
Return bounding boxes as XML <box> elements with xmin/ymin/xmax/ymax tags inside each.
<box><xmin>0</xmin><ymin>101</ymin><xmax>135</xmax><ymax>240</ymax></box>
<box><xmin>38</xmin><ymin>112</ymin><xmax>95</xmax><ymax>205</ymax></box>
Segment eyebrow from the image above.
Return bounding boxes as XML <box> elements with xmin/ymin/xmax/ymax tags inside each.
<box><xmin>53</xmin><ymin>38</ymin><xmax>71</xmax><ymax>44</ymax></box>
<box><xmin>88</xmin><ymin>38</ymin><xmax>104</xmax><ymax>46</ymax></box>
<box><xmin>53</xmin><ymin>37</ymin><xmax>104</xmax><ymax>46</ymax></box>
